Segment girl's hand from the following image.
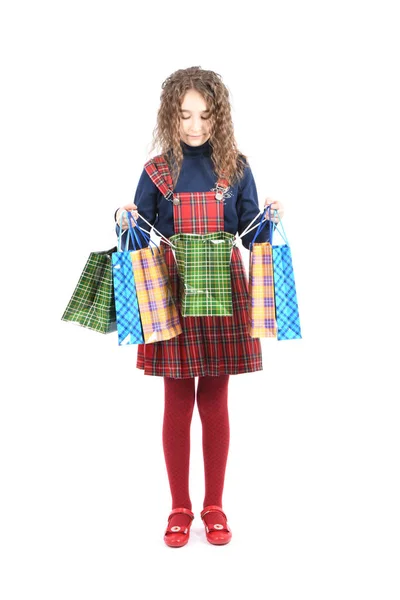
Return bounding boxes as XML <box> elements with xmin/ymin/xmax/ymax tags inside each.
<box><xmin>115</xmin><ymin>203</ymin><xmax>139</xmax><ymax>230</ymax></box>
<box><xmin>263</xmin><ymin>198</ymin><xmax>285</xmax><ymax>223</ymax></box>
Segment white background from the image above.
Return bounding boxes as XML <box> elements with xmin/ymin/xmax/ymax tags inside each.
<box><xmin>1</xmin><ymin>1</ymin><xmax>399</xmax><ymax>598</ymax></box>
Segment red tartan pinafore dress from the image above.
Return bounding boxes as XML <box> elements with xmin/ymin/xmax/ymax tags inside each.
<box><xmin>136</xmin><ymin>155</ymin><xmax>263</xmax><ymax>378</ymax></box>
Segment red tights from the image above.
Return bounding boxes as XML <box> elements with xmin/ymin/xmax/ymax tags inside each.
<box><xmin>162</xmin><ymin>375</ymin><xmax>230</xmax><ymax>522</ymax></box>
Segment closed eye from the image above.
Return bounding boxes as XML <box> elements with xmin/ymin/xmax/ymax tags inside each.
<box><xmin>181</xmin><ymin>116</ymin><xmax>210</xmax><ymax>120</ymax></box>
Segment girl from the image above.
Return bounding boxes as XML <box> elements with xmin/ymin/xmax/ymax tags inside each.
<box><xmin>114</xmin><ymin>67</ymin><xmax>285</xmax><ymax>547</ymax></box>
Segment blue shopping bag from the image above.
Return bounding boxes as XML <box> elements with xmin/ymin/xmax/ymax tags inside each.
<box><xmin>111</xmin><ymin>212</ymin><xmax>147</xmax><ymax>346</ymax></box>
<box><xmin>267</xmin><ymin>206</ymin><xmax>302</xmax><ymax>341</ymax></box>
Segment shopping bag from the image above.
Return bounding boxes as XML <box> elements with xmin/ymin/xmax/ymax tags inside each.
<box><xmin>111</xmin><ymin>212</ymin><xmax>145</xmax><ymax>346</ymax></box>
<box><xmin>248</xmin><ymin>213</ymin><xmax>277</xmax><ymax>338</ymax></box>
<box><xmin>169</xmin><ymin>231</ymin><xmax>235</xmax><ymax>316</ymax></box>
<box><xmin>269</xmin><ymin>208</ymin><xmax>302</xmax><ymax>341</ymax></box>
<box><xmin>130</xmin><ymin>232</ymin><xmax>182</xmax><ymax>344</ymax></box>
<box><xmin>61</xmin><ymin>246</ymin><xmax>117</xmax><ymax>334</ymax></box>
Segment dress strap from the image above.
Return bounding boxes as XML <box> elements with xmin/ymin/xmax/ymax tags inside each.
<box><xmin>144</xmin><ymin>154</ymin><xmax>230</xmax><ymax>202</ymax></box>
<box><xmin>144</xmin><ymin>155</ymin><xmax>175</xmax><ymax>202</ymax></box>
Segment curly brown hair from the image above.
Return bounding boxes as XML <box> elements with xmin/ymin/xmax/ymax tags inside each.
<box><xmin>147</xmin><ymin>66</ymin><xmax>249</xmax><ymax>188</ymax></box>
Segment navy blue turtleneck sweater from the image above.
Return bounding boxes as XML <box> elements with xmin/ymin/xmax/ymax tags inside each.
<box><xmin>114</xmin><ymin>139</ymin><xmax>270</xmax><ymax>249</ymax></box>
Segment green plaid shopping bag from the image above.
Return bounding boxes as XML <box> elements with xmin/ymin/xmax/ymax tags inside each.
<box><xmin>61</xmin><ymin>246</ymin><xmax>117</xmax><ymax>333</ymax></box>
<box><xmin>169</xmin><ymin>231</ymin><xmax>235</xmax><ymax>316</ymax></box>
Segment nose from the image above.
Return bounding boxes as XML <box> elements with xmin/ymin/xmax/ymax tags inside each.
<box><xmin>189</xmin><ymin>115</ymin><xmax>204</xmax><ymax>133</ymax></box>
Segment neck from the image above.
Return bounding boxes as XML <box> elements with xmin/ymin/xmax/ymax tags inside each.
<box><xmin>180</xmin><ymin>138</ymin><xmax>212</xmax><ymax>157</ymax></box>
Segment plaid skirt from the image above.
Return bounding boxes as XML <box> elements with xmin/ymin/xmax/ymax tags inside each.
<box><xmin>136</xmin><ymin>241</ymin><xmax>263</xmax><ymax>378</ymax></box>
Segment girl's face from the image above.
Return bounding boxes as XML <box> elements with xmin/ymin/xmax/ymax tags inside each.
<box><xmin>179</xmin><ymin>88</ymin><xmax>212</xmax><ymax>146</ymax></box>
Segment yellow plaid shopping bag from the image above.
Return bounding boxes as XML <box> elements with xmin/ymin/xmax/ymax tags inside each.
<box><xmin>130</xmin><ymin>242</ymin><xmax>182</xmax><ymax>344</ymax></box>
<box><xmin>248</xmin><ymin>211</ymin><xmax>277</xmax><ymax>338</ymax></box>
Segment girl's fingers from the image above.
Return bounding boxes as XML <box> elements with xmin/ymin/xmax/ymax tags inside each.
<box><xmin>264</xmin><ymin>209</ymin><xmax>283</xmax><ymax>222</ymax></box>
<box><xmin>125</xmin><ymin>205</ymin><xmax>138</xmax><ymax>218</ymax></box>
<box><xmin>128</xmin><ymin>210</ymin><xmax>139</xmax><ymax>225</ymax></box>
<box><xmin>264</xmin><ymin>200</ymin><xmax>284</xmax><ymax>221</ymax></box>
<box><xmin>118</xmin><ymin>208</ymin><xmax>139</xmax><ymax>227</ymax></box>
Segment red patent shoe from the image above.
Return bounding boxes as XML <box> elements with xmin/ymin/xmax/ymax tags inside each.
<box><xmin>164</xmin><ymin>507</ymin><xmax>195</xmax><ymax>548</ymax></box>
<box><xmin>200</xmin><ymin>505</ymin><xmax>232</xmax><ymax>545</ymax></box>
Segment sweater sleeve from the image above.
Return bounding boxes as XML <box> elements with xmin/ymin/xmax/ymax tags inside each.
<box><xmin>114</xmin><ymin>168</ymin><xmax>159</xmax><ymax>250</ymax></box>
<box><xmin>236</xmin><ymin>164</ymin><xmax>270</xmax><ymax>250</ymax></box>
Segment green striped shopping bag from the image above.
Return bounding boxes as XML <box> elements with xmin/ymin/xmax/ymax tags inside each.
<box><xmin>169</xmin><ymin>231</ymin><xmax>235</xmax><ymax>316</ymax></box>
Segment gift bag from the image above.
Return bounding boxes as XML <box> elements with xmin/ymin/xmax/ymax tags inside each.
<box><xmin>169</xmin><ymin>231</ymin><xmax>235</xmax><ymax>316</ymax></box>
<box><xmin>130</xmin><ymin>233</ymin><xmax>182</xmax><ymax>344</ymax></box>
<box><xmin>61</xmin><ymin>246</ymin><xmax>117</xmax><ymax>334</ymax></box>
<box><xmin>269</xmin><ymin>208</ymin><xmax>302</xmax><ymax>341</ymax></box>
<box><xmin>248</xmin><ymin>214</ymin><xmax>277</xmax><ymax>338</ymax></box>
<box><xmin>111</xmin><ymin>212</ymin><xmax>145</xmax><ymax>346</ymax></box>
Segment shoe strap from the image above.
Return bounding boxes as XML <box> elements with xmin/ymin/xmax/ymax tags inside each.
<box><xmin>200</xmin><ymin>505</ymin><xmax>228</xmax><ymax>522</ymax></box>
<box><xmin>168</xmin><ymin>507</ymin><xmax>195</xmax><ymax>522</ymax></box>
<box><xmin>165</xmin><ymin>508</ymin><xmax>194</xmax><ymax>535</ymax></box>
<box><xmin>201</xmin><ymin>506</ymin><xmax>231</xmax><ymax>534</ymax></box>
